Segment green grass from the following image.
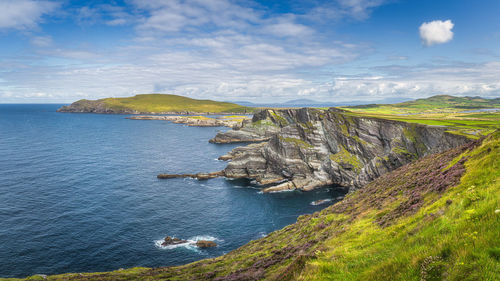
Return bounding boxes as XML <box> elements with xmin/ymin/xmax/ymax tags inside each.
<box><xmin>280</xmin><ymin>136</ymin><xmax>314</xmax><ymax>148</ymax></box>
<box><xmin>341</xmin><ymin>110</ymin><xmax>500</xmax><ymax>139</ymax></box>
<box><xmin>67</xmin><ymin>94</ymin><xmax>254</xmax><ymax>113</ymax></box>
<box><xmin>330</xmin><ymin>146</ymin><xmax>363</xmax><ymax>172</ymax></box>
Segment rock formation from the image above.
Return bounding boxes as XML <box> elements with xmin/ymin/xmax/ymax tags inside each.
<box><xmin>195</xmin><ymin>240</ymin><xmax>217</xmax><ymax>248</ymax></box>
<box><xmin>161</xmin><ymin>236</ymin><xmax>187</xmax><ymax>246</ymax></box>
<box><xmin>203</xmin><ymin>108</ymin><xmax>469</xmax><ymax>192</ymax></box>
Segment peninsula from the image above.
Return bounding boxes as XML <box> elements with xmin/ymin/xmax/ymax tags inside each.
<box><xmin>57</xmin><ymin>94</ymin><xmax>254</xmax><ymax>114</ymax></box>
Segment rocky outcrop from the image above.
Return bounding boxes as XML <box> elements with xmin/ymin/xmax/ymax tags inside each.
<box><xmin>196</xmin><ymin>240</ymin><xmax>217</xmax><ymax>248</ymax></box>
<box><xmin>162</xmin><ymin>236</ymin><xmax>187</xmax><ymax>246</ymax></box>
<box><xmin>128</xmin><ymin>115</ymin><xmax>248</xmax><ymax>128</ymax></box>
<box><xmin>216</xmin><ymin>108</ymin><xmax>469</xmax><ymax>192</ymax></box>
<box><xmin>209</xmin><ymin>110</ymin><xmax>282</xmax><ymax>143</ymax></box>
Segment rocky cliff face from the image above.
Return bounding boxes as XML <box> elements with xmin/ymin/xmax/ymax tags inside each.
<box><xmin>215</xmin><ymin>108</ymin><xmax>469</xmax><ymax>192</ymax></box>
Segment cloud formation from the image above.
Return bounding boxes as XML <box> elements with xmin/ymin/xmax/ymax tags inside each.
<box><xmin>419</xmin><ymin>19</ymin><xmax>454</xmax><ymax>46</ymax></box>
<box><xmin>1</xmin><ymin>1</ymin><xmax>499</xmax><ymax>104</ymax></box>
<box><xmin>0</xmin><ymin>0</ymin><xmax>58</xmax><ymax>30</ymax></box>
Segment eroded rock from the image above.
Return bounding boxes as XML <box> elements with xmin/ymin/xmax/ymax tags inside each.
<box><xmin>196</xmin><ymin>240</ymin><xmax>217</xmax><ymax>248</ymax></box>
<box><xmin>162</xmin><ymin>236</ymin><xmax>187</xmax><ymax>246</ymax></box>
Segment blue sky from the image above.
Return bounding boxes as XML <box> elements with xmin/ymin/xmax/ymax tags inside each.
<box><xmin>0</xmin><ymin>0</ymin><xmax>499</xmax><ymax>103</ymax></box>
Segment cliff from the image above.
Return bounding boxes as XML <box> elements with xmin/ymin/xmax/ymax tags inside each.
<box><xmin>212</xmin><ymin>108</ymin><xmax>470</xmax><ymax>192</ymax></box>
<box><xmin>23</xmin><ymin>131</ymin><xmax>499</xmax><ymax>280</ymax></box>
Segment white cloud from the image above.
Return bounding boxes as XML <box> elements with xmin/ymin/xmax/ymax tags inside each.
<box><xmin>337</xmin><ymin>0</ymin><xmax>386</xmax><ymax>20</ymax></box>
<box><xmin>132</xmin><ymin>0</ymin><xmax>259</xmax><ymax>34</ymax></box>
<box><xmin>0</xmin><ymin>0</ymin><xmax>58</xmax><ymax>30</ymax></box>
<box><xmin>263</xmin><ymin>20</ymin><xmax>313</xmax><ymax>37</ymax></box>
<box><xmin>30</xmin><ymin>35</ymin><xmax>52</xmax><ymax>47</ymax></box>
<box><xmin>419</xmin><ymin>19</ymin><xmax>454</xmax><ymax>46</ymax></box>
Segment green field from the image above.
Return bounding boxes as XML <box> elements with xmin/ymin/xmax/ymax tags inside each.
<box><xmin>339</xmin><ymin>95</ymin><xmax>500</xmax><ymax>139</ymax></box>
<box><xmin>62</xmin><ymin>94</ymin><xmax>255</xmax><ymax>114</ymax></box>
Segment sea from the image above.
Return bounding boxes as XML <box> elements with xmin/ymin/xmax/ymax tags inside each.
<box><xmin>0</xmin><ymin>104</ymin><xmax>346</xmax><ymax>278</ymax></box>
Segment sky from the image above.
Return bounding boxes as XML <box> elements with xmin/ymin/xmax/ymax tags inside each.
<box><xmin>0</xmin><ymin>0</ymin><xmax>500</xmax><ymax>103</ymax></box>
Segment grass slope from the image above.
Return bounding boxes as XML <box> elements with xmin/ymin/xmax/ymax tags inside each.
<box><xmin>70</xmin><ymin>94</ymin><xmax>253</xmax><ymax>113</ymax></box>
<box><xmin>15</xmin><ymin>131</ymin><xmax>499</xmax><ymax>280</ymax></box>
<box><xmin>341</xmin><ymin>95</ymin><xmax>500</xmax><ymax>115</ymax></box>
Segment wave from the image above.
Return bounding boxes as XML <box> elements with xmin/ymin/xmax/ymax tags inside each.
<box><xmin>310</xmin><ymin>198</ymin><xmax>333</xmax><ymax>206</ymax></box>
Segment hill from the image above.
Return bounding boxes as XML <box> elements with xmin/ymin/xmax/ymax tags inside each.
<box><xmin>57</xmin><ymin>94</ymin><xmax>254</xmax><ymax>114</ymax></box>
<box><xmin>16</xmin><ymin>130</ymin><xmax>499</xmax><ymax>280</ymax></box>
<box><xmin>341</xmin><ymin>95</ymin><xmax>500</xmax><ymax>115</ymax></box>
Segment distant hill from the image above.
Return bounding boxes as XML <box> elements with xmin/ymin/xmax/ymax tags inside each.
<box><xmin>231</xmin><ymin>97</ymin><xmax>413</xmax><ymax>108</ymax></box>
<box><xmin>283</xmin><ymin>98</ymin><xmax>321</xmax><ymax>104</ymax></box>
<box><xmin>342</xmin><ymin>95</ymin><xmax>500</xmax><ymax>114</ymax></box>
<box><xmin>57</xmin><ymin>94</ymin><xmax>255</xmax><ymax>114</ymax></box>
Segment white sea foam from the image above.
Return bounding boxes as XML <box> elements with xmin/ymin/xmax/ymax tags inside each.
<box><xmin>268</xmin><ymin>188</ymin><xmax>296</xmax><ymax>193</ymax></box>
<box><xmin>310</xmin><ymin>198</ymin><xmax>333</xmax><ymax>206</ymax></box>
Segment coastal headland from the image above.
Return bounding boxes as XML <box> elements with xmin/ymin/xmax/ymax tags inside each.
<box><xmin>16</xmin><ymin>95</ymin><xmax>498</xmax><ymax>280</ymax></box>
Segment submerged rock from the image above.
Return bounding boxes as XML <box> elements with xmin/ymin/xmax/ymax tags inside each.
<box><xmin>196</xmin><ymin>240</ymin><xmax>217</xmax><ymax>248</ymax></box>
<box><xmin>157</xmin><ymin>171</ymin><xmax>224</xmax><ymax>180</ymax></box>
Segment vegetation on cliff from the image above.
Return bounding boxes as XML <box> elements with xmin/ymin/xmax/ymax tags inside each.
<box><xmin>57</xmin><ymin>94</ymin><xmax>254</xmax><ymax>114</ymax></box>
<box><xmin>17</xmin><ymin>131</ymin><xmax>499</xmax><ymax>280</ymax></box>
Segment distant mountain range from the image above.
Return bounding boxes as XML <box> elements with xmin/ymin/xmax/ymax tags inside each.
<box><xmin>231</xmin><ymin>97</ymin><xmax>414</xmax><ymax>108</ymax></box>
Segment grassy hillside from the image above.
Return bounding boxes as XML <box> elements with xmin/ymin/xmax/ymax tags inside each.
<box><xmin>15</xmin><ymin>131</ymin><xmax>499</xmax><ymax>280</ymax></box>
<box><xmin>59</xmin><ymin>94</ymin><xmax>254</xmax><ymax>114</ymax></box>
<box><xmin>341</xmin><ymin>95</ymin><xmax>500</xmax><ymax>115</ymax></box>
<box><xmin>338</xmin><ymin>95</ymin><xmax>500</xmax><ymax>139</ymax></box>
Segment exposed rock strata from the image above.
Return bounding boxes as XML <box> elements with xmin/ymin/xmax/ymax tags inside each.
<box><xmin>128</xmin><ymin>115</ymin><xmax>248</xmax><ymax>128</ymax></box>
<box><xmin>213</xmin><ymin>108</ymin><xmax>469</xmax><ymax>192</ymax></box>
<box><xmin>209</xmin><ymin>110</ymin><xmax>282</xmax><ymax>143</ymax></box>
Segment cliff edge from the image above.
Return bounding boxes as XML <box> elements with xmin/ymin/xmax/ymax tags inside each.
<box><xmin>212</xmin><ymin>108</ymin><xmax>470</xmax><ymax>192</ymax></box>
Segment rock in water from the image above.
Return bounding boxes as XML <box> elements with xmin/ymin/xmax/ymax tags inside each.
<box><xmin>161</xmin><ymin>236</ymin><xmax>187</xmax><ymax>246</ymax></box>
<box><xmin>196</xmin><ymin>240</ymin><xmax>217</xmax><ymax>248</ymax></box>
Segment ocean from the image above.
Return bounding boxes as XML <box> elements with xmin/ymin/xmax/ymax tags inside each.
<box><xmin>0</xmin><ymin>104</ymin><xmax>345</xmax><ymax>278</ymax></box>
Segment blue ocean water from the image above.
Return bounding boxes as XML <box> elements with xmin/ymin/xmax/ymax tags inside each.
<box><xmin>0</xmin><ymin>104</ymin><xmax>346</xmax><ymax>278</ymax></box>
